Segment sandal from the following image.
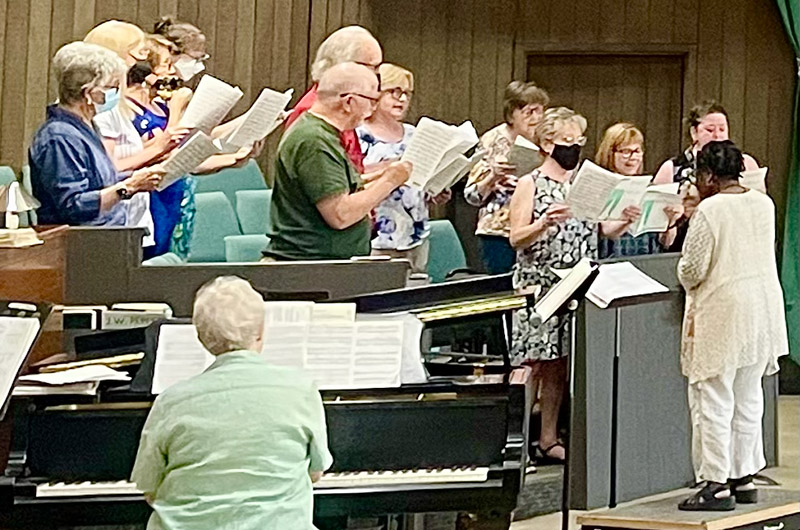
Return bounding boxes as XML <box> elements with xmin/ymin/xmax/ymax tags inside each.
<box><xmin>730</xmin><ymin>475</ymin><xmax>758</xmax><ymax>504</ymax></box>
<box><xmin>678</xmin><ymin>482</ymin><xmax>735</xmax><ymax>511</ymax></box>
<box><xmin>535</xmin><ymin>443</ymin><xmax>566</xmax><ymax>465</ymax></box>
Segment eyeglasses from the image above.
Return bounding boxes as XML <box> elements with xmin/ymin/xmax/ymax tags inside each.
<box><xmin>384</xmin><ymin>87</ymin><xmax>413</xmax><ymax>101</ymax></box>
<box><xmin>340</xmin><ymin>92</ymin><xmax>380</xmax><ymax>107</ymax></box>
<box><xmin>553</xmin><ymin>136</ymin><xmax>587</xmax><ymax>147</ymax></box>
<box><xmin>614</xmin><ymin>147</ymin><xmax>644</xmax><ymax>158</ymax></box>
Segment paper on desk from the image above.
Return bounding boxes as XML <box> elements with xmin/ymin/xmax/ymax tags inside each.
<box><xmin>224</xmin><ymin>88</ymin><xmax>293</xmax><ymax>150</ymax></box>
<box><xmin>587</xmin><ymin>262</ymin><xmax>668</xmax><ymax>308</ymax></box>
<box><xmin>566</xmin><ymin>161</ymin><xmax>651</xmax><ymax>221</ymax></box>
<box><xmin>158</xmin><ymin>132</ymin><xmax>222</xmax><ymax>191</ymax></box>
<box><xmin>740</xmin><ymin>167</ymin><xmax>768</xmax><ymax>193</ymax></box>
<box><xmin>0</xmin><ymin>316</ymin><xmax>41</xmax><ymax>407</ymax></box>
<box><xmin>628</xmin><ymin>184</ymin><xmax>681</xmax><ymax>237</ymax></box>
<box><xmin>179</xmin><ymin>74</ymin><xmax>243</xmax><ymax>133</ymax></box>
<box><xmin>18</xmin><ymin>365</ymin><xmax>130</xmax><ymax>385</ymax></box>
<box><xmin>152</xmin><ymin>324</ymin><xmax>213</xmax><ymax>394</ymax></box>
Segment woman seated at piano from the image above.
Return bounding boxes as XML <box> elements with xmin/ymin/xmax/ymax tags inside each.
<box><xmin>508</xmin><ymin>108</ymin><xmax>638</xmax><ymax>463</ymax></box>
<box><xmin>131</xmin><ymin>276</ymin><xmax>332</xmax><ymax>530</ymax></box>
<box><xmin>29</xmin><ymin>42</ymin><xmax>163</xmax><ymax>227</ymax></box>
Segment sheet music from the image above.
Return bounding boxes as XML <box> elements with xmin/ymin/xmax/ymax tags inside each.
<box><xmin>567</xmin><ymin>161</ymin><xmax>652</xmax><ymax>221</ymax></box>
<box><xmin>402</xmin><ymin>118</ymin><xmax>478</xmax><ymax>190</ymax></box>
<box><xmin>357</xmin><ymin>312</ymin><xmax>427</xmax><ymax>385</ymax></box>
<box><xmin>629</xmin><ymin>184</ymin><xmax>681</xmax><ymax>237</ymax></box>
<box><xmin>261</xmin><ymin>301</ymin><xmax>313</xmax><ymax>368</ymax></box>
<box><xmin>224</xmin><ymin>88</ymin><xmax>293</xmax><ymax>149</ymax></box>
<box><xmin>740</xmin><ymin>167</ymin><xmax>768</xmax><ymax>193</ymax></box>
<box><xmin>352</xmin><ymin>321</ymin><xmax>404</xmax><ymax>387</ymax></box>
<box><xmin>0</xmin><ymin>316</ymin><xmax>41</xmax><ymax>408</ymax></box>
<box><xmin>152</xmin><ymin>324</ymin><xmax>213</xmax><ymax>394</ymax></box>
<box><xmin>18</xmin><ymin>365</ymin><xmax>129</xmax><ymax>385</ymax></box>
<box><xmin>508</xmin><ymin>135</ymin><xmax>542</xmax><ymax>177</ymax></box>
<box><xmin>426</xmin><ymin>149</ymin><xmax>485</xmax><ymax>196</ymax></box>
<box><xmin>312</xmin><ymin>303</ymin><xmax>356</xmax><ymax>322</ymax></box>
<box><xmin>179</xmin><ymin>74</ymin><xmax>244</xmax><ymax>133</ymax></box>
<box><xmin>586</xmin><ymin>262</ymin><xmax>669</xmax><ymax>309</ymax></box>
<box><xmin>158</xmin><ymin>132</ymin><xmax>222</xmax><ymax>190</ymax></box>
<box><xmin>598</xmin><ymin>175</ymin><xmax>652</xmax><ymax>220</ymax></box>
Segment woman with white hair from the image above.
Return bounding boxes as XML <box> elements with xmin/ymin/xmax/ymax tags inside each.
<box><xmin>29</xmin><ymin>41</ymin><xmax>162</xmax><ymax>227</ymax></box>
<box><xmin>286</xmin><ymin>25</ymin><xmax>383</xmax><ymax>172</ymax></box>
<box><xmin>131</xmin><ymin>276</ymin><xmax>332</xmax><ymax>530</ymax></box>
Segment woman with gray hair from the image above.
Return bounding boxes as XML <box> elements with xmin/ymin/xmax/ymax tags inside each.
<box><xmin>29</xmin><ymin>41</ymin><xmax>163</xmax><ymax>227</ymax></box>
<box><xmin>131</xmin><ymin>276</ymin><xmax>332</xmax><ymax>530</ymax></box>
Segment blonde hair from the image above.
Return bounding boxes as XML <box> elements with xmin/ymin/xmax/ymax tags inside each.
<box><xmin>534</xmin><ymin>106</ymin><xmax>587</xmax><ymax>147</ymax></box>
<box><xmin>193</xmin><ymin>276</ymin><xmax>265</xmax><ymax>355</ymax></box>
<box><xmin>595</xmin><ymin>122</ymin><xmax>645</xmax><ymax>173</ymax></box>
<box><xmin>84</xmin><ymin>20</ymin><xmax>145</xmax><ymax>59</ymax></box>
<box><xmin>379</xmin><ymin>63</ymin><xmax>413</xmax><ymax>91</ymax></box>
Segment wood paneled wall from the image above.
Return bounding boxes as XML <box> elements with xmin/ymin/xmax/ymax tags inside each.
<box><xmin>0</xmin><ymin>0</ymin><xmax>795</xmax><ymax>263</ymax></box>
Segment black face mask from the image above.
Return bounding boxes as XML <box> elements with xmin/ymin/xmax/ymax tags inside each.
<box><xmin>127</xmin><ymin>60</ymin><xmax>153</xmax><ymax>86</ymax></box>
<box><xmin>550</xmin><ymin>143</ymin><xmax>582</xmax><ymax>170</ymax></box>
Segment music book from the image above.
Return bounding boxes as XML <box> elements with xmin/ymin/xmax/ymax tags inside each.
<box><xmin>157</xmin><ymin>132</ymin><xmax>222</xmax><ymax>190</ymax></box>
<box><xmin>566</xmin><ymin>160</ymin><xmax>653</xmax><ymax>221</ymax></box>
<box><xmin>18</xmin><ymin>365</ymin><xmax>130</xmax><ymax>385</ymax></box>
<box><xmin>534</xmin><ymin>258</ymin><xmax>599</xmax><ymax>322</ymax></box>
<box><xmin>424</xmin><ymin>148</ymin><xmax>486</xmax><ymax>196</ymax></box>
<box><xmin>401</xmin><ymin>117</ymin><xmax>479</xmax><ymax>193</ymax></box>
<box><xmin>627</xmin><ymin>183</ymin><xmax>682</xmax><ymax>237</ymax></box>
<box><xmin>179</xmin><ymin>74</ymin><xmax>243</xmax><ymax>133</ymax></box>
<box><xmin>0</xmin><ymin>301</ymin><xmax>50</xmax><ymax>420</ymax></box>
<box><xmin>740</xmin><ymin>167</ymin><xmax>768</xmax><ymax>193</ymax></box>
<box><xmin>508</xmin><ymin>135</ymin><xmax>543</xmax><ymax>177</ymax></box>
<box><xmin>223</xmin><ymin>87</ymin><xmax>293</xmax><ymax>151</ymax></box>
<box><xmin>584</xmin><ymin>262</ymin><xmax>669</xmax><ymax>308</ymax></box>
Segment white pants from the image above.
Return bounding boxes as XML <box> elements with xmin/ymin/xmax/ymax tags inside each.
<box><xmin>688</xmin><ymin>358</ymin><xmax>769</xmax><ymax>484</ymax></box>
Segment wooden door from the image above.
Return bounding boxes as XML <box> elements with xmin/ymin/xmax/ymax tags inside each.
<box><xmin>526</xmin><ymin>54</ymin><xmax>684</xmax><ymax>174</ymax></box>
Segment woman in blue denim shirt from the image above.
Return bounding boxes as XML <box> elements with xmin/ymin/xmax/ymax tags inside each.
<box><xmin>356</xmin><ymin>64</ymin><xmax>449</xmax><ymax>274</ymax></box>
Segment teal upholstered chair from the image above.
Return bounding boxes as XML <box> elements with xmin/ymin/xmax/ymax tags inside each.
<box><xmin>427</xmin><ymin>220</ymin><xmax>468</xmax><ymax>283</ymax></box>
<box><xmin>0</xmin><ymin>166</ymin><xmax>16</xmax><ymax>186</ymax></box>
<box><xmin>224</xmin><ymin>234</ymin><xmax>270</xmax><ymax>262</ymax></box>
<box><xmin>142</xmin><ymin>252</ymin><xmax>183</xmax><ymax>265</ymax></box>
<box><xmin>235</xmin><ymin>189</ymin><xmax>272</xmax><ymax>234</ymax></box>
<box><xmin>194</xmin><ymin>159</ymin><xmax>268</xmax><ymax>208</ymax></box>
<box><xmin>187</xmin><ymin>192</ymin><xmax>242</xmax><ymax>262</ymax></box>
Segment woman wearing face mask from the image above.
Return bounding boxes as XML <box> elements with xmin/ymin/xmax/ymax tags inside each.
<box><xmin>29</xmin><ymin>42</ymin><xmax>163</xmax><ymax>227</ymax></box>
<box><xmin>594</xmin><ymin>122</ymin><xmax>681</xmax><ymax>257</ymax></box>
<box><xmin>356</xmin><ymin>64</ymin><xmax>449</xmax><ymax>274</ymax></box>
<box><xmin>508</xmin><ymin>108</ymin><xmax>637</xmax><ymax>463</ymax></box>
<box><xmin>84</xmin><ymin>21</ymin><xmax>180</xmax><ymax>254</ymax></box>
<box><xmin>653</xmin><ymin>101</ymin><xmax>759</xmax><ymax>251</ymax></box>
<box><xmin>465</xmin><ymin>81</ymin><xmax>549</xmax><ymax>274</ymax></box>
<box><xmin>677</xmin><ymin>140</ymin><xmax>787</xmax><ymax>511</ymax></box>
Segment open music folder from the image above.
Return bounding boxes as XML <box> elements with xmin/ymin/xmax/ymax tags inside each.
<box><xmin>0</xmin><ymin>301</ymin><xmax>51</xmax><ymax>419</ymax></box>
<box><xmin>566</xmin><ymin>160</ymin><xmax>653</xmax><ymax>221</ymax></box>
<box><xmin>222</xmin><ymin>87</ymin><xmax>293</xmax><ymax>151</ymax></box>
<box><xmin>150</xmin><ymin>302</ymin><xmax>425</xmax><ymax>394</ymax></box>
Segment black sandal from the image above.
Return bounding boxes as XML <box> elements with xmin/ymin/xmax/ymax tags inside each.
<box><xmin>730</xmin><ymin>475</ymin><xmax>758</xmax><ymax>504</ymax></box>
<box><xmin>535</xmin><ymin>443</ymin><xmax>566</xmax><ymax>465</ymax></box>
<box><xmin>678</xmin><ymin>482</ymin><xmax>735</xmax><ymax>511</ymax></box>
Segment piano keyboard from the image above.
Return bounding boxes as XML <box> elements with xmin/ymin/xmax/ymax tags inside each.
<box><xmin>35</xmin><ymin>468</ymin><xmax>490</xmax><ymax>497</ymax></box>
<box><xmin>314</xmin><ymin>467</ymin><xmax>489</xmax><ymax>488</ymax></box>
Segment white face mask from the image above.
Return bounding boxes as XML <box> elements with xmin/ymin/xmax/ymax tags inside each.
<box><xmin>174</xmin><ymin>57</ymin><xmax>205</xmax><ymax>82</ymax></box>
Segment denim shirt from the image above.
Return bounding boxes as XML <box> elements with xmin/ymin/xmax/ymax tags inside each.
<box><xmin>29</xmin><ymin>105</ymin><xmax>126</xmax><ymax>226</ymax></box>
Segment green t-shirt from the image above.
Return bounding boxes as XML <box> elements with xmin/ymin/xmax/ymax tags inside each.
<box><xmin>267</xmin><ymin>113</ymin><xmax>369</xmax><ymax>260</ymax></box>
<box><xmin>131</xmin><ymin>350</ymin><xmax>333</xmax><ymax>530</ymax></box>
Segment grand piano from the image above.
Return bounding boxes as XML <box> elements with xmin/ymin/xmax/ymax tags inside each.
<box><xmin>0</xmin><ymin>276</ymin><xmax>533</xmax><ymax>530</ymax></box>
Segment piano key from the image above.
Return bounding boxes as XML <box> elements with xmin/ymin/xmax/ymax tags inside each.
<box><xmin>313</xmin><ymin>467</ymin><xmax>489</xmax><ymax>489</ymax></box>
<box><xmin>36</xmin><ymin>480</ymin><xmax>142</xmax><ymax>497</ymax></box>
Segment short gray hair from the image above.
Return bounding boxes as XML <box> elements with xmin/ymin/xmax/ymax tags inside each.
<box><xmin>53</xmin><ymin>41</ymin><xmax>126</xmax><ymax>105</ymax></box>
<box><xmin>311</xmin><ymin>25</ymin><xmax>379</xmax><ymax>82</ymax></box>
<box><xmin>192</xmin><ymin>276</ymin><xmax>265</xmax><ymax>355</ymax></box>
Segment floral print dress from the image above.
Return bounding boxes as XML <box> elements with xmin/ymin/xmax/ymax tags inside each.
<box><xmin>511</xmin><ymin>169</ymin><xmax>598</xmax><ymax>363</ymax></box>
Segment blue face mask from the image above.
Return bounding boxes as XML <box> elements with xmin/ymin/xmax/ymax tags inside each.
<box><xmin>91</xmin><ymin>87</ymin><xmax>120</xmax><ymax>114</ymax></box>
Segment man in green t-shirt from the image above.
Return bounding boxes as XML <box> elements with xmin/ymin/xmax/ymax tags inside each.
<box><xmin>266</xmin><ymin>62</ymin><xmax>411</xmax><ymax>260</ymax></box>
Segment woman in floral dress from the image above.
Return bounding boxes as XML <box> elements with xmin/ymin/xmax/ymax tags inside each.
<box><xmin>509</xmin><ymin>107</ymin><xmax>640</xmax><ymax>462</ymax></box>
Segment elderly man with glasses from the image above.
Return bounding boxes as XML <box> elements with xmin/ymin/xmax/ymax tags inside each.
<box><xmin>265</xmin><ymin>62</ymin><xmax>411</xmax><ymax>261</ymax></box>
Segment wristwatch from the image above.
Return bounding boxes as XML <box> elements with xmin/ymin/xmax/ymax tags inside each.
<box><xmin>116</xmin><ymin>184</ymin><xmax>134</xmax><ymax>201</ymax></box>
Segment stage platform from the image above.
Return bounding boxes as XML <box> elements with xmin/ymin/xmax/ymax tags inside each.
<box><xmin>577</xmin><ymin>489</ymin><xmax>799</xmax><ymax>530</ymax></box>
